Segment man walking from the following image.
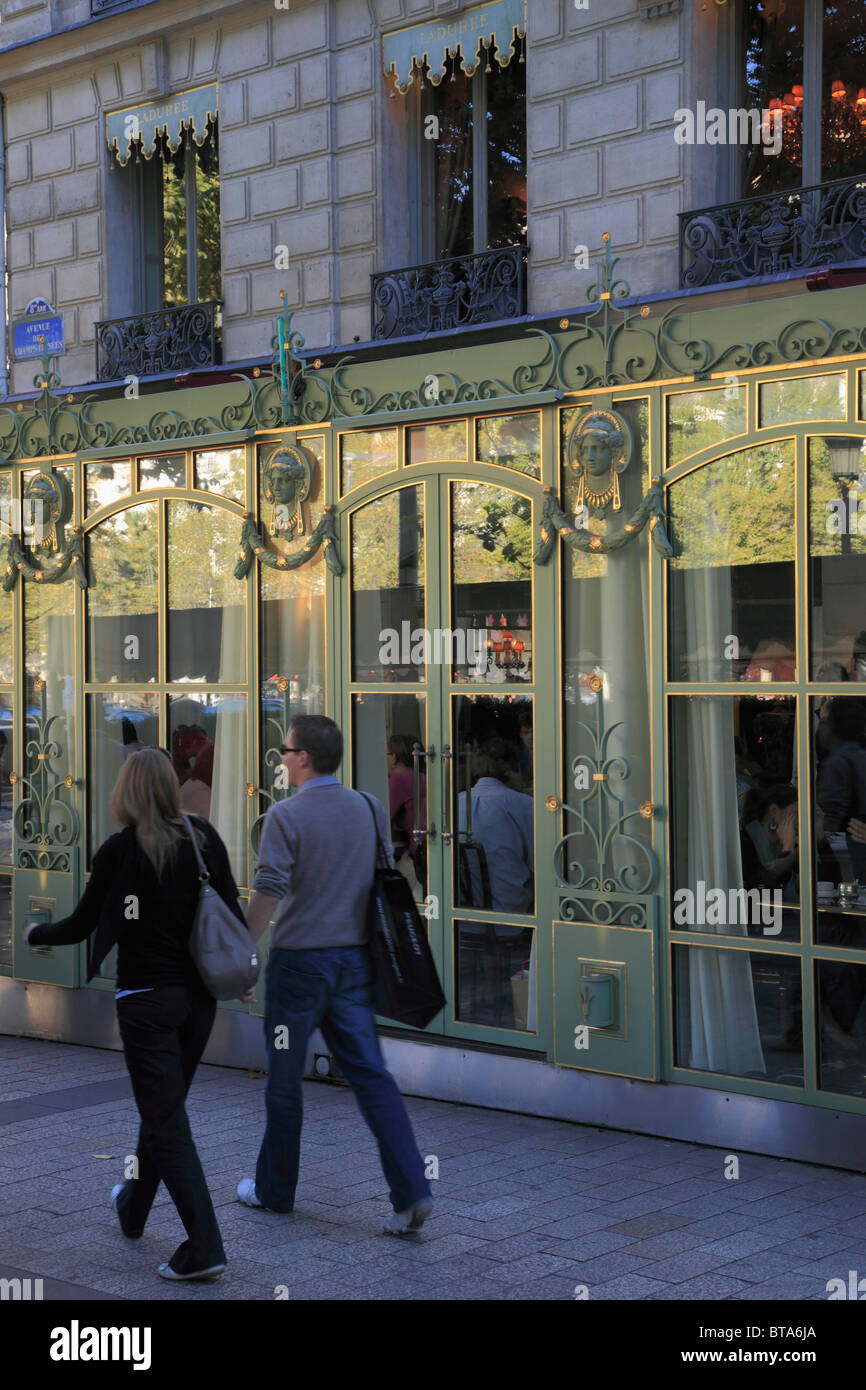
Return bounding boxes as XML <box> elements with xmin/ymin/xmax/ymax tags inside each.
<box><xmin>237</xmin><ymin>715</ymin><xmax>433</xmax><ymax>1234</ymax></box>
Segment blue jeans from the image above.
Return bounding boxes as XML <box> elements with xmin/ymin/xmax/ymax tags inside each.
<box><xmin>255</xmin><ymin>945</ymin><xmax>431</xmax><ymax>1214</ymax></box>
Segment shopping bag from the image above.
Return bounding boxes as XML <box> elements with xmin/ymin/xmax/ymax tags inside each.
<box><xmin>361</xmin><ymin>794</ymin><xmax>446</xmax><ymax>1029</ymax></box>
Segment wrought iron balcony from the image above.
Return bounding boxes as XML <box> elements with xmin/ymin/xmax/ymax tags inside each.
<box><xmin>91</xmin><ymin>0</ymin><xmax>159</xmax><ymax>14</ymax></box>
<box><xmin>94</xmin><ymin>301</ymin><xmax>222</xmax><ymax>382</ymax></box>
<box><xmin>680</xmin><ymin>174</ymin><xmax>866</xmax><ymax>288</ymax></box>
<box><xmin>371</xmin><ymin>245</ymin><xmax>527</xmax><ymax>339</ymax></box>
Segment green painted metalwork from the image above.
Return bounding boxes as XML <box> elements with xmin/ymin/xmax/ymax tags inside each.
<box><xmin>3</xmin><ymin>466</ymin><xmax>87</xmax><ymax>590</ymax></box>
<box><xmin>554</xmin><ymin>684</ymin><xmax>657</xmax><ymax>907</ymax></box>
<box><xmin>249</xmin><ymin>677</ymin><xmax>292</xmax><ymax>857</ymax></box>
<box><xmin>233</xmin><ymin>505</ymin><xmax>343</xmax><ymax>579</ymax></box>
<box><xmin>533</xmin><ymin>483</ymin><xmax>672</xmax><ymax>561</ymax></box>
<box><xmin>13</xmin><ymin>683</ymin><xmax>79</xmax><ymax>872</ymax></box>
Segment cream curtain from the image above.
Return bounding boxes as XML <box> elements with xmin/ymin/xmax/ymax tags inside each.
<box><xmin>681</xmin><ymin>569</ymin><xmax>765</xmax><ymax>1075</ymax></box>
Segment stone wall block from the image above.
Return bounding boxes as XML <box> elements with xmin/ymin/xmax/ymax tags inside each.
<box><xmin>567</xmin><ymin>84</ymin><xmax>640</xmax><ymax>145</ymax></box>
<box><xmin>336</xmin><ymin>149</ymin><xmax>376</xmax><ymax>201</ymax></box>
<box><xmin>53</xmin><ymin>169</ymin><xmax>99</xmax><ymax>217</ymax></box>
<box><xmin>35</xmin><ymin>222</ymin><xmax>75</xmax><ymax>265</ymax></box>
<box><xmin>275</xmin><ymin>210</ymin><xmax>331</xmax><ymax>256</ymax></box>
<box><xmin>336</xmin><ymin>97</ymin><xmax>374</xmax><ymax>150</ymax></box>
<box><xmin>5</xmin><ymin>91</ymin><xmax>49</xmax><ymax>141</ymax></box>
<box><xmin>606</xmin><ymin>132</ymin><xmax>680</xmax><ymax>192</ymax></box>
<box><xmin>221</xmin><ymin>23</ymin><xmax>271</xmax><ymax>77</ymax></box>
<box><xmin>606</xmin><ymin>16</ymin><xmax>682</xmax><ymax>78</ymax></box>
<box><xmin>530</xmin><ymin>150</ymin><xmax>600</xmax><ymax>211</ymax></box>
<box><xmin>250</xmin><ymin>166</ymin><xmax>300</xmax><ymax>218</ymax></box>
<box><xmin>32</xmin><ymin>132</ymin><xmax>74</xmax><ymax>179</ymax></box>
<box><xmin>224</xmin><ymin>223</ymin><xmax>276</xmax><ymax>270</ymax></box>
<box><xmin>272</xmin><ymin>6</ymin><xmax>328</xmax><ymax>62</ymax></box>
<box><xmin>276</xmin><ymin>111</ymin><xmax>329</xmax><ymax>160</ymax></box>
<box><xmin>531</xmin><ymin>35</ymin><xmax>600</xmax><ymax>98</ymax></box>
<box><xmin>249</xmin><ymin>67</ymin><xmax>298</xmax><ymax>120</ymax></box>
<box><xmin>221</xmin><ymin>125</ymin><xmax>273</xmax><ymax>176</ymax></box>
<box><xmin>529</xmin><ymin>103</ymin><xmax>563</xmax><ymax>156</ymax></box>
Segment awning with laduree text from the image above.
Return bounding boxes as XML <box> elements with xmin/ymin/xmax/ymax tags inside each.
<box><xmin>106</xmin><ymin>82</ymin><xmax>218</xmax><ymax>166</ymax></box>
<box><xmin>384</xmin><ymin>0</ymin><xmax>526</xmax><ymax>93</ymax></box>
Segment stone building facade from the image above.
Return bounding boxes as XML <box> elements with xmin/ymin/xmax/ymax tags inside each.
<box><xmin>0</xmin><ymin>0</ymin><xmax>745</xmax><ymax>394</ymax></box>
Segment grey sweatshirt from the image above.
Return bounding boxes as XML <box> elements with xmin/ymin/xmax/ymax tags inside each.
<box><xmin>254</xmin><ymin>777</ymin><xmax>394</xmax><ymax>949</ymax></box>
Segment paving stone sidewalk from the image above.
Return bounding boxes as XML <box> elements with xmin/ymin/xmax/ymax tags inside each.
<box><xmin>1</xmin><ymin>1034</ymin><xmax>864</xmax><ymax>1301</ymax></box>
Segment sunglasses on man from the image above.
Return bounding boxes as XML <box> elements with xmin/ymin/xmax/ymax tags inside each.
<box><xmin>279</xmin><ymin>744</ymin><xmax>301</xmax><ymax>756</ymax></box>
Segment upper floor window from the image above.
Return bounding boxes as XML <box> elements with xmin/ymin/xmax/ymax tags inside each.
<box><xmin>384</xmin><ymin>4</ymin><xmax>527</xmax><ymax>262</ymax></box>
<box><xmin>106</xmin><ymin>86</ymin><xmax>221</xmax><ymax>313</ymax></box>
<box><xmin>420</xmin><ymin>43</ymin><xmax>526</xmax><ymax>261</ymax></box>
<box><xmin>743</xmin><ymin>0</ymin><xmax>866</xmax><ymax>196</ymax></box>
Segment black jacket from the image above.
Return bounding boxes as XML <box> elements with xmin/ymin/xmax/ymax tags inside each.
<box><xmin>27</xmin><ymin>817</ymin><xmax>245</xmax><ymax>990</ymax></box>
<box><xmin>816</xmin><ymin>741</ymin><xmax>866</xmax><ymax>833</ymax></box>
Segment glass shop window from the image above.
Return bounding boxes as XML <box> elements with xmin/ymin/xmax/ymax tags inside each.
<box><xmin>668</xmin><ymin>444</ymin><xmax>796</xmax><ymax>683</ymax></box>
<box><xmin>808</xmin><ymin>436</ymin><xmax>866</xmax><ymax>680</ymax></box>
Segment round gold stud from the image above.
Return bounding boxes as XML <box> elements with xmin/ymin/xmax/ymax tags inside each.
<box><xmin>246</xmin><ymin>783</ymin><xmax>256</xmax><ymax>798</ymax></box>
<box><xmin>314</xmin><ymin>358</ymin><xmax>322</xmax><ymax>369</ymax></box>
<box><xmin>640</xmin><ymin>801</ymin><xmax>655</xmax><ymax>819</ymax></box>
<box><xmin>602</xmin><ymin>232</ymin><xmax>611</xmax><ymax>243</ymax></box>
<box><xmin>64</xmin><ymin>774</ymin><xmax>74</xmax><ymax>788</ymax></box>
<box><xmin>559</xmin><ymin>318</ymin><xmax>569</xmax><ymax>330</ymax></box>
<box><xmin>640</xmin><ymin>306</ymin><xmax>650</xmax><ymax>318</ymax></box>
<box><xmin>588</xmin><ymin>674</ymin><xmax>603</xmax><ymax>693</ymax></box>
<box><xmin>545</xmin><ymin>795</ymin><xmax>560</xmax><ymax>813</ymax></box>
<box><xmin>34</xmin><ymin>677</ymin><xmax>45</xmax><ymax>691</ymax></box>
<box><xmin>253</xmin><ymin>367</ymin><xmax>261</xmax><ymax>378</ymax></box>
<box><xmin>9</xmin><ymin>772</ymin><xmax>17</xmax><ymax>785</ymax></box>
<box><xmin>277</xmin><ymin>676</ymin><xmax>289</xmax><ymax>692</ymax></box>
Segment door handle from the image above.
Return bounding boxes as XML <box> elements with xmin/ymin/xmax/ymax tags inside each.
<box><xmin>441</xmin><ymin>744</ymin><xmax>453</xmax><ymax>844</ymax></box>
<box><xmin>412</xmin><ymin>742</ymin><xmax>436</xmax><ymax>841</ymax></box>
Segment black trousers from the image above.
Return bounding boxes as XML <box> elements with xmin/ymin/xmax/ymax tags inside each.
<box><xmin>115</xmin><ymin>984</ymin><xmax>224</xmax><ymax>1272</ymax></box>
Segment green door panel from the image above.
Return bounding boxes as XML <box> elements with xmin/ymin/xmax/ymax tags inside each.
<box><xmin>13</xmin><ymin>870</ymin><xmax>80</xmax><ymax>987</ymax></box>
<box><xmin>553</xmin><ymin>914</ymin><xmax>658</xmax><ymax>1079</ymax></box>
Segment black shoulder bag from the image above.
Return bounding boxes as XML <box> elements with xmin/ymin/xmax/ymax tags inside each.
<box><xmin>361</xmin><ymin>793</ymin><xmax>446</xmax><ymax>1030</ymax></box>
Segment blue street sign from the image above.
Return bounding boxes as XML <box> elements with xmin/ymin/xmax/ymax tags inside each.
<box><xmin>13</xmin><ymin>314</ymin><xmax>64</xmax><ymax>360</ymax></box>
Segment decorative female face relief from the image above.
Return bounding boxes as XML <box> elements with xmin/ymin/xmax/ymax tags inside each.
<box><xmin>567</xmin><ymin>409</ymin><xmax>633</xmax><ymax>519</ymax></box>
<box><xmin>261</xmin><ymin>444</ymin><xmax>313</xmax><ymax>541</ymax></box>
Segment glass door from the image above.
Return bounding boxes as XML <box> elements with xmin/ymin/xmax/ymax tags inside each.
<box><xmin>344</xmin><ymin>470</ymin><xmax>555</xmax><ymax>1050</ymax></box>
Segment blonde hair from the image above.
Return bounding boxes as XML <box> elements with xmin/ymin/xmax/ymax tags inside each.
<box><xmin>110</xmin><ymin>748</ymin><xmax>189</xmax><ymax>877</ymax></box>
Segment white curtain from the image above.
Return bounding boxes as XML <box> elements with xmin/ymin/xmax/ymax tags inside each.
<box><xmin>681</xmin><ymin>569</ymin><xmax>765</xmax><ymax>1074</ymax></box>
<box><xmin>208</xmin><ymin>603</ymin><xmax>247</xmax><ymax>883</ymax></box>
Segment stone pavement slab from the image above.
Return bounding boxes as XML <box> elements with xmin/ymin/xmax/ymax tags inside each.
<box><xmin>1</xmin><ymin>1033</ymin><xmax>865</xmax><ymax>1302</ymax></box>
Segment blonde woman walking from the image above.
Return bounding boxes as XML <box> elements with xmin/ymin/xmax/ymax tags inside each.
<box><xmin>26</xmin><ymin>747</ymin><xmax>248</xmax><ymax>1281</ymax></box>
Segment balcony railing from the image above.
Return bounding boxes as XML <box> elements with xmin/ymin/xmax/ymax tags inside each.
<box><xmin>680</xmin><ymin>174</ymin><xmax>866</xmax><ymax>288</ymax></box>
<box><xmin>94</xmin><ymin>301</ymin><xmax>222</xmax><ymax>382</ymax></box>
<box><xmin>91</xmin><ymin>0</ymin><xmax>158</xmax><ymax>14</ymax></box>
<box><xmin>371</xmin><ymin>245</ymin><xmax>527</xmax><ymax>340</ymax></box>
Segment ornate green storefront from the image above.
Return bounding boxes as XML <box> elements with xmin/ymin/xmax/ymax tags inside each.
<box><xmin>2</xmin><ymin>271</ymin><xmax>866</xmax><ymax>1162</ymax></box>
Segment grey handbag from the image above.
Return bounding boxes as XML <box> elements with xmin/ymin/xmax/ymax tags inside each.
<box><xmin>182</xmin><ymin>817</ymin><xmax>260</xmax><ymax>1001</ymax></box>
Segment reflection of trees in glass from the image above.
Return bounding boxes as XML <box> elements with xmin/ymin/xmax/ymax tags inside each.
<box><xmin>352</xmin><ymin>490</ymin><xmax>424</xmax><ymax>592</ymax></box>
<box><xmin>670</xmin><ymin>444</ymin><xmax>795</xmax><ymax>569</ymax></box>
<box><xmin>341</xmin><ymin>429</ymin><xmax>397</xmax><ymax>492</ymax></box>
<box><xmin>452</xmin><ymin>482</ymin><xmax>531</xmax><ymax>582</ymax></box>
<box><xmin>808</xmin><ymin>436</ymin><xmax>866</xmax><ymax>558</ymax></box>
<box><xmin>162</xmin><ymin>125</ymin><xmax>220</xmax><ymax>307</ymax></box>
<box><xmin>88</xmin><ymin>504</ymin><xmax>158</xmax><ymax>617</ymax></box>
<box><xmin>668</xmin><ymin>389</ymin><xmax>747</xmax><ymax>464</ymax></box>
<box><xmin>476</xmin><ymin>413</ymin><xmax>540</xmax><ymax>476</ymax></box>
<box><xmin>407</xmin><ymin>421</ymin><xmax>466</xmax><ymax>463</ymax></box>
<box><xmin>760</xmin><ymin>373</ymin><xmax>845</xmax><ymax>426</ymax></box>
<box><xmin>168</xmin><ymin>501</ymin><xmax>243</xmax><ymax>611</ymax></box>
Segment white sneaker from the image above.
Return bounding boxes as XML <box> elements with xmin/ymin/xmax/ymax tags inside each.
<box><xmin>236</xmin><ymin>1178</ymin><xmax>266</xmax><ymax>1208</ymax></box>
<box><xmin>383</xmin><ymin>1196</ymin><xmax>433</xmax><ymax>1236</ymax></box>
<box><xmin>157</xmin><ymin>1261</ymin><xmax>226</xmax><ymax>1282</ymax></box>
